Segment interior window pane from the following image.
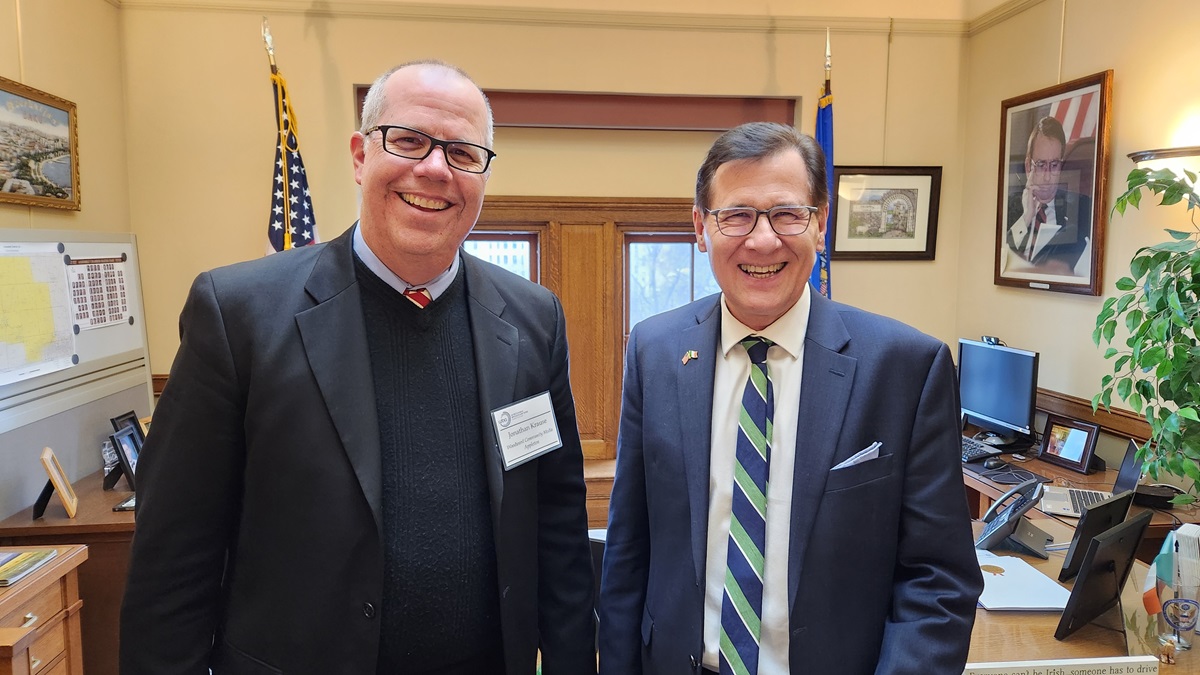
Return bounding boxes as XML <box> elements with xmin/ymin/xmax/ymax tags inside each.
<box><xmin>464</xmin><ymin>240</ymin><xmax>531</xmax><ymax>280</ymax></box>
<box><xmin>628</xmin><ymin>241</ymin><xmax>694</xmax><ymax>328</ymax></box>
<box><xmin>693</xmin><ymin>249</ymin><xmax>720</xmax><ymax>298</ymax></box>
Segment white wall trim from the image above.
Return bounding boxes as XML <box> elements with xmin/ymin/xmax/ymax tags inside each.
<box><xmin>113</xmin><ymin>0</ymin><xmax>970</xmax><ymax>36</ymax></box>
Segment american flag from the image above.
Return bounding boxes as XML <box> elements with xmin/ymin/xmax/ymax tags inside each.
<box><xmin>1050</xmin><ymin>90</ymin><xmax>1099</xmax><ymax>147</ymax></box>
<box><xmin>268</xmin><ymin>70</ymin><xmax>318</xmax><ymax>253</ymax></box>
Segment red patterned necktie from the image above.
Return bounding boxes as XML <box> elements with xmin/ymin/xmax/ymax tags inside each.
<box><xmin>403</xmin><ymin>287</ymin><xmax>432</xmax><ymax>308</ymax></box>
<box><xmin>1025</xmin><ymin>204</ymin><xmax>1046</xmax><ymax>260</ymax></box>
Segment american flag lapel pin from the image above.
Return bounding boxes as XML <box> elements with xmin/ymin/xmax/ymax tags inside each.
<box><xmin>682</xmin><ymin>350</ymin><xmax>699</xmax><ymax>365</ymax></box>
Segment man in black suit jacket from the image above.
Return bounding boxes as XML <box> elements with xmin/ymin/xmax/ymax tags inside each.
<box><xmin>599</xmin><ymin>123</ymin><xmax>981</xmax><ymax>674</ymax></box>
<box><xmin>120</xmin><ymin>61</ymin><xmax>596</xmax><ymax>675</ymax></box>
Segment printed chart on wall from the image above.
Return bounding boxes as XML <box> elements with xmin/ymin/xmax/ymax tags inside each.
<box><xmin>0</xmin><ymin>242</ymin><xmax>76</xmax><ymax>386</ymax></box>
<box><xmin>65</xmin><ymin>255</ymin><xmax>129</xmax><ymax>330</ymax></box>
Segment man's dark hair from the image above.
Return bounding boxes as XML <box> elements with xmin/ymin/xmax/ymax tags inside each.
<box><xmin>1025</xmin><ymin>115</ymin><xmax>1067</xmax><ymax>161</ymax></box>
<box><xmin>695</xmin><ymin>122</ymin><xmax>828</xmax><ymax>210</ymax></box>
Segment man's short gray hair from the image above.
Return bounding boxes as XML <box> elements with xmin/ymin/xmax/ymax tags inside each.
<box><xmin>359</xmin><ymin>59</ymin><xmax>494</xmax><ymax>147</ymax></box>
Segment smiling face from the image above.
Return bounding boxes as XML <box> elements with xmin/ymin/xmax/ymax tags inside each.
<box><xmin>693</xmin><ymin>149</ymin><xmax>828</xmax><ymax>331</ymax></box>
<box><xmin>351</xmin><ymin>64</ymin><xmax>491</xmax><ymax>284</ymax></box>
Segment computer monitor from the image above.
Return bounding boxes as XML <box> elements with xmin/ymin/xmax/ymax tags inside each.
<box><xmin>957</xmin><ymin>339</ymin><xmax>1039</xmax><ymax>447</ymax></box>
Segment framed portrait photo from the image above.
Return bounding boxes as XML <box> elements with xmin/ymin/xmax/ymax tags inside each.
<box><xmin>1038</xmin><ymin>413</ymin><xmax>1100</xmax><ymax>475</ymax></box>
<box><xmin>829</xmin><ymin>166</ymin><xmax>941</xmax><ymax>261</ymax></box>
<box><xmin>995</xmin><ymin>71</ymin><xmax>1112</xmax><ymax>295</ymax></box>
<box><xmin>109</xmin><ymin>424</ymin><xmax>142</xmax><ymax>492</ymax></box>
<box><xmin>110</xmin><ymin>410</ymin><xmax>147</xmax><ymax>445</ymax></box>
<box><xmin>0</xmin><ymin>75</ymin><xmax>80</xmax><ymax>210</ymax></box>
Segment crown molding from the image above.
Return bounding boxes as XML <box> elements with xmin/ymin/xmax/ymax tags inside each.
<box><xmin>967</xmin><ymin>0</ymin><xmax>1048</xmax><ymax>36</ymax></box>
<box><xmin>112</xmin><ymin>0</ymin><xmax>969</xmax><ymax>36</ymax></box>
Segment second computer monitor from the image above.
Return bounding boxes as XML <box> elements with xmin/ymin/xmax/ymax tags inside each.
<box><xmin>958</xmin><ymin>338</ymin><xmax>1039</xmax><ymax>447</ymax></box>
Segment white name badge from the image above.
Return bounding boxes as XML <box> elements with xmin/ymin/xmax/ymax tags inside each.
<box><xmin>491</xmin><ymin>391</ymin><xmax>563</xmax><ymax>470</ymax></box>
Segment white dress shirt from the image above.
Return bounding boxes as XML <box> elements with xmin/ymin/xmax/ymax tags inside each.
<box><xmin>702</xmin><ymin>288</ymin><xmax>811</xmax><ymax>674</ymax></box>
<box><xmin>352</xmin><ymin>224</ymin><xmax>460</xmax><ymax>300</ymax></box>
<box><xmin>1027</xmin><ymin>199</ymin><xmax>1061</xmax><ymax>261</ymax></box>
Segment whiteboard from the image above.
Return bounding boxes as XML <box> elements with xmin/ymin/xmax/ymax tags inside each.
<box><xmin>0</xmin><ymin>228</ymin><xmax>153</xmax><ymax>519</ymax></box>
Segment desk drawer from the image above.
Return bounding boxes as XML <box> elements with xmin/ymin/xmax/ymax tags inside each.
<box><xmin>41</xmin><ymin>655</ymin><xmax>69</xmax><ymax>675</ymax></box>
<box><xmin>0</xmin><ymin>582</ymin><xmax>63</xmax><ymax>631</ymax></box>
<box><xmin>28</xmin><ymin>618</ymin><xmax>66</xmax><ymax>675</ymax></box>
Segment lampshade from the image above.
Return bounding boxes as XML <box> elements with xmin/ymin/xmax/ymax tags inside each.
<box><xmin>1127</xmin><ymin>146</ymin><xmax>1200</xmax><ymax>163</ymax></box>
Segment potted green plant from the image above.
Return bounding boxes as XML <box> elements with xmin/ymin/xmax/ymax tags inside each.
<box><xmin>1093</xmin><ymin>166</ymin><xmax>1200</xmax><ymax>503</ymax></box>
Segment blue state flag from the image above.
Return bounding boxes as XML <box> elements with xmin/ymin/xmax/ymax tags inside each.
<box><xmin>811</xmin><ymin>82</ymin><xmax>833</xmax><ymax>298</ymax></box>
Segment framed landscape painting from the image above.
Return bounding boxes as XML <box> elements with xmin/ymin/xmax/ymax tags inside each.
<box><xmin>829</xmin><ymin>166</ymin><xmax>941</xmax><ymax>261</ymax></box>
<box><xmin>0</xmin><ymin>76</ymin><xmax>80</xmax><ymax>210</ymax></box>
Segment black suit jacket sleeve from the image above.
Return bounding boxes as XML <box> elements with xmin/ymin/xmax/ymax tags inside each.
<box><xmin>120</xmin><ymin>272</ymin><xmax>246</xmax><ymax>674</ymax></box>
<box><xmin>534</xmin><ymin>297</ymin><xmax>599</xmax><ymax>674</ymax></box>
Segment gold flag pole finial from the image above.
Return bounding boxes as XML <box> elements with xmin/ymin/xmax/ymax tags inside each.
<box><xmin>823</xmin><ymin>28</ymin><xmax>832</xmax><ymax>95</ymax></box>
<box><xmin>262</xmin><ymin>17</ymin><xmax>277</xmax><ymax>73</ymax></box>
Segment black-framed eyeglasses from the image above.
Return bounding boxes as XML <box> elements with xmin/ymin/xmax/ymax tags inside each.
<box><xmin>364</xmin><ymin>125</ymin><xmax>497</xmax><ymax>174</ymax></box>
<box><xmin>703</xmin><ymin>205</ymin><xmax>819</xmax><ymax>236</ymax></box>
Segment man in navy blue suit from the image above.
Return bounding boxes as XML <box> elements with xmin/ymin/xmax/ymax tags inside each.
<box><xmin>599</xmin><ymin>122</ymin><xmax>982</xmax><ymax>675</ymax></box>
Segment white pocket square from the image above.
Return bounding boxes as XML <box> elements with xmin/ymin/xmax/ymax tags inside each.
<box><xmin>831</xmin><ymin>441</ymin><xmax>881</xmax><ymax>470</ymax></box>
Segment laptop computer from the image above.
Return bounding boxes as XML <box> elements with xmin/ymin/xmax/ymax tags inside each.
<box><xmin>1040</xmin><ymin>439</ymin><xmax>1143</xmax><ymax>518</ymax></box>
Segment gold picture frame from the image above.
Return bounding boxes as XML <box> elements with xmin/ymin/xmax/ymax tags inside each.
<box><xmin>39</xmin><ymin>446</ymin><xmax>79</xmax><ymax>518</ymax></box>
<box><xmin>0</xmin><ymin>75</ymin><xmax>81</xmax><ymax>210</ymax></box>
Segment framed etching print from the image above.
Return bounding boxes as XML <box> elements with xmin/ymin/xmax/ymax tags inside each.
<box><xmin>0</xmin><ymin>75</ymin><xmax>80</xmax><ymax>210</ymax></box>
<box><xmin>829</xmin><ymin>166</ymin><xmax>941</xmax><ymax>261</ymax></box>
<box><xmin>995</xmin><ymin>71</ymin><xmax>1112</xmax><ymax>295</ymax></box>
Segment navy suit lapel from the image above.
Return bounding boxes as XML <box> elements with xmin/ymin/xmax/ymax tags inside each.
<box><xmin>680</xmin><ymin>298</ymin><xmax>720</xmax><ymax>586</ymax></box>
<box><xmin>788</xmin><ymin>293</ymin><xmax>856</xmax><ymax>610</ymax></box>
<box><xmin>462</xmin><ymin>253</ymin><xmax>520</xmax><ymax>535</ymax></box>
<box><xmin>295</xmin><ymin>228</ymin><xmax>385</xmax><ymax>534</ymax></box>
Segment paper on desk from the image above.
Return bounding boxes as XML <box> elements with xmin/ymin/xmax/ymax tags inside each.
<box><xmin>976</xmin><ymin>549</ymin><xmax>1070</xmax><ymax>611</ymax></box>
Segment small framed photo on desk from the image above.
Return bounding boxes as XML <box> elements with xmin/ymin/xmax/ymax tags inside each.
<box><xmin>1037</xmin><ymin>413</ymin><xmax>1099</xmax><ymax>474</ymax></box>
<box><xmin>109</xmin><ymin>424</ymin><xmax>141</xmax><ymax>491</ymax></box>
<box><xmin>38</xmin><ymin>447</ymin><xmax>78</xmax><ymax>518</ymax></box>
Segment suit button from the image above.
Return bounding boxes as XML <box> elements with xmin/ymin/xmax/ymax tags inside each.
<box><xmin>362</xmin><ymin>602</ymin><xmax>376</xmax><ymax>619</ymax></box>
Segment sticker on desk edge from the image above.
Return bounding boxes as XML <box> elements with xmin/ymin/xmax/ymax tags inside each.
<box><xmin>491</xmin><ymin>391</ymin><xmax>563</xmax><ymax>470</ymax></box>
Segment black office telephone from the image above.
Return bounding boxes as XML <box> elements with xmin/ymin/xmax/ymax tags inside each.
<box><xmin>975</xmin><ymin>478</ymin><xmax>1051</xmax><ymax>557</ymax></box>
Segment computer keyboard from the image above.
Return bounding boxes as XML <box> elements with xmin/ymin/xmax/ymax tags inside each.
<box><xmin>961</xmin><ymin>436</ymin><xmax>1002</xmax><ymax>463</ymax></box>
<box><xmin>1069</xmin><ymin>488</ymin><xmax>1106</xmax><ymax>513</ymax></box>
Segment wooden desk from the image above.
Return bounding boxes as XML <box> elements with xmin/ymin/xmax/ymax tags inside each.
<box><xmin>0</xmin><ymin>545</ymin><xmax>87</xmax><ymax>675</ymax></box>
<box><xmin>962</xmin><ymin>456</ymin><xmax>1200</xmax><ymax>561</ymax></box>
<box><xmin>0</xmin><ymin>473</ymin><xmax>133</xmax><ymax>675</ymax></box>
<box><xmin>969</xmin><ymin>517</ymin><xmax>1200</xmax><ymax>671</ymax></box>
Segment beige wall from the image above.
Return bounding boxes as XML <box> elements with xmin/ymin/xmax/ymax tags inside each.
<box><xmin>959</xmin><ymin>0</ymin><xmax>1200</xmax><ymax>410</ymax></box>
<box><xmin>0</xmin><ymin>0</ymin><xmax>129</xmax><ymax>233</ymax></box>
<box><xmin>116</xmin><ymin>4</ymin><xmax>967</xmax><ymax>373</ymax></box>
<box><xmin>6</xmin><ymin>0</ymin><xmax>1199</xmax><ymax>415</ymax></box>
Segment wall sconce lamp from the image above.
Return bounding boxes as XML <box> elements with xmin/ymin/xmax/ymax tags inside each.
<box><xmin>1128</xmin><ymin>146</ymin><xmax>1200</xmax><ymax>164</ymax></box>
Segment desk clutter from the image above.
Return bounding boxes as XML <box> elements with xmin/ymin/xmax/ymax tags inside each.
<box><xmin>1140</xmin><ymin>523</ymin><xmax>1200</xmax><ymax>656</ymax></box>
<box><xmin>976</xmin><ymin>548</ymin><xmax>1069</xmax><ymax>611</ymax></box>
<box><xmin>0</xmin><ymin>547</ymin><xmax>56</xmax><ymax>586</ymax></box>
<box><xmin>961</xmin><ymin>456</ymin><xmax>1052</xmax><ymax>486</ymax></box>
<box><xmin>974</xmin><ymin>484</ymin><xmax>1158</xmax><ymax>647</ymax></box>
